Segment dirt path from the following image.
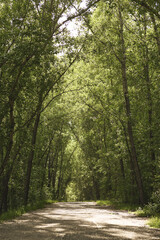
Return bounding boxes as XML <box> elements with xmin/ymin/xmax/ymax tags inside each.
<box><xmin>0</xmin><ymin>202</ymin><xmax>160</xmax><ymax>240</ymax></box>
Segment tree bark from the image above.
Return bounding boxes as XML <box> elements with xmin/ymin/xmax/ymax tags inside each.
<box><xmin>40</xmin><ymin>148</ymin><xmax>50</xmax><ymax>194</ymax></box>
<box><xmin>52</xmin><ymin>152</ymin><xmax>59</xmax><ymax>198</ymax></box>
<box><xmin>150</xmin><ymin>13</ymin><xmax>160</xmax><ymax>55</ymax></box>
<box><xmin>0</xmin><ymin>98</ymin><xmax>15</xmax><ymax>177</ymax></box>
<box><xmin>118</xmin><ymin>7</ymin><xmax>144</xmax><ymax>205</ymax></box>
<box><xmin>121</xmin><ymin>120</ymin><xmax>137</xmax><ymax>202</ymax></box>
<box><xmin>56</xmin><ymin>144</ymin><xmax>64</xmax><ymax>200</ymax></box>
<box><xmin>24</xmin><ymin>93</ymin><xmax>42</xmax><ymax>206</ymax></box>
<box><xmin>0</xmin><ymin>144</ymin><xmax>21</xmax><ymax>213</ymax></box>
<box><xmin>143</xmin><ymin>16</ymin><xmax>156</xmax><ymax>177</ymax></box>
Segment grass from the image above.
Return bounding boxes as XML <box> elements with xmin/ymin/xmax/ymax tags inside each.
<box><xmin>0</xmin><ymin>199</ymin><xmax>56</xmax><ymax>223</ymax></box>
<box><xmin>148</xmin><ymin>217</ymin><xmax>160</xmax><ymax>228</ymax></box>
<box><xmin>96</xmin><ymin>199</ymin><xmax>138</xmax><ymax>211</ymax></box>
<box><xmin>135</xmin><ymin>207</ymin><xmax>160</xmax><ymax>228</ymax></box>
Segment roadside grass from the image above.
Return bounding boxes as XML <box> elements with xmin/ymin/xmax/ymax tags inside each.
<box><xmin>96</xmin><ymin>200</ymin><xmax>138</xmax><ymax>211</ymax></box>
<box><xmin>97</xmin><ymin>200</ymin><xmax>160</xmax><ymax>229</ymax></box>
<box><xmin>0</xmin><ymin>199</ymin><xmax>56</xmax><ymax>223</ymax></box>
<box><xmin>136</xmin><ymin>207</ymin><xmax>160</xmax><ymax>228</ymax></box>
<box><xmin>148</xmin><ymin>217</ymin><xmax>160</xmax><ymax>228</ymax></box>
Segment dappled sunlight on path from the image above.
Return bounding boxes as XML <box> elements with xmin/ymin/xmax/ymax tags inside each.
<box><xmin>0</xmin><ymin>202</ymin><xmax>160</xmax><ymax>240</ymax></box>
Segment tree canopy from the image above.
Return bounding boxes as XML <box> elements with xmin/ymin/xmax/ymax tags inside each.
<box><xmin>0</xmin><ymin>0</ymin><xmax>160</xmax><ymax>213</ymax></box>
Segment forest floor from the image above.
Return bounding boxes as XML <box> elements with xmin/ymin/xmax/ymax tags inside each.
<box><xmin>0</xmin><ymin>202</ymin><xmax>160</xmax><ymax>240</ymax></box>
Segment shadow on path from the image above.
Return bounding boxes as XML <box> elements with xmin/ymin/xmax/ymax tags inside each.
<box><xmin>0</xmin><ymin>202</ymin><xmax>160</xmax><ymax>240</ymax></box>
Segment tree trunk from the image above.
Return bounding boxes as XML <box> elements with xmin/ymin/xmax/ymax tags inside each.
<box><xmin>150</xmin><ymin>13</ymin><xmax>160</xmax><ymax>55</ymax></box>
<box><xmin>121</xmin><ymin>120</ymin><xmax>137</xmax><ymax>202</ymax></box>
<box><xmin>40</xmin><ymin>148</ymin><xmax>50</xmax><ymax>195</ymax></box>
<box><xmin>0</xmin><ymin>175</ymin><xmax>9</xmax><ymax>213</ymax></box>
<box><xmin>103</xmin><ymin>118</ymin><xmax>112</xmax><ymax>193</ymax></box>
<box><xmin>24</xmin><ymin>93</ymin><xmax>42</xmax><ymax>205</ymax></box>
<box><xmin>0</xmin><ymin>98</ymin><xmax>15</xmax><ymax>177</ymax></box>
<box><xmin>0</xmin><ymin>144</ymin><xmax>21</xmax><ymax>213</ymax></box>
<box><xmin>52</xmin><ymin>153</ymin><xmax>58</xmax><ymax>198</ymax></box>
<box><xmin>143</xmin><ymin>16</ymin><xmax>156</xmax><ymax>178</ymax></box>
<box><xmin>118</xmin><ymin>7</ymin><xmax>144</xmax><ymax>205</ymax></box>
<box><xmin>56</xmin><ymin>146</ymin><xmax>64</xmax><ymax>200</ymax></box>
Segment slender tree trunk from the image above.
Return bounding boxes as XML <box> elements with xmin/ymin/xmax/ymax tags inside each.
<box><xmin>52</xmin><ymin>153</ymin><xmax>58</xmax><ymax>198</ymax></box>
<box><xmin>0</xmin><ymin>144</ymin><xmax>21</xmax><ymax>213</ymax></box>
<box><xmin>48</xmin><ymin>152</ymin><xmax>53</xmax><ymax>188</ymax></box>
<box><xmin>121</xmin><ymin>120</ymin><xmax>137</xmax><ymax>202</ymax></box>
<box><xmin>48</xmin><ymin>148</ymin><xmax>58</xmax><ymax>189</ymax></box>
<box><xmin>119</xmin><ymin>157</ymin><xmax>128</xmax><ymax>202</ymax></box>
<box><xmin>92</xmin><ymin>173</ymin><xmax>100</xmax><ymax>200</ymax></box>
<box><xmin>143</xmin><ymin>16</ymin><xmax>156</xmax><ymax>177</ymax></box>
<box><xmin>115</xmin><ymin>128</ymin><xmax>128</xmax><ymax>202</ymax></box>
<box><xmin>103</xmin><ymin>118</ymin><xmax>112</xmax><ymax>193</ymax></box>
<box><xmin>40</xmin><ymin>148</ymin><xmax>50</xmax><ymax>195</ymax></box>
<box><xmin>0</xmin><ymin>175</ymin><xmax>9</xmax><ymax>213</ymax></box>
<box><xmin>150</xmin><ymin>13</ymin><xmax>160</xmax><ymax>55</ymax></box>
<box><xmin>118</xmin><ymin>7</ymin><xmax>144</xmax><ymax>205</ymax></box>
<box><xmin>24</xmin><ymin>93</ymin><xmax>42</xmax><ymax>205</ymax></box>
<box><xmin>56</xmin><ymin>145</ymin><xmax>64</xmax><ymax>200</ymax></box>
<box><xmin>0</xmin><ymin>100</ymin><xmax>14</xmax><ymax>212</ymax></box>
<box><xmin>0</xmin><ymin>98</ymin><xmax>15</xmax><ymax>177</ymax></box>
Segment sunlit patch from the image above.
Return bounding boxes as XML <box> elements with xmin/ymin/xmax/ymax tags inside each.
<box><xmin>16</xmin><ymin>220</ymin><xmax>30</xmax><ymax>223</ymax></box>
<box><xmin>35</xmin><ymin>223</ymin><xmax>65</xmax><ymax>233</ymax></box>
<box><xmin>54</xmin><ymin>228</ymin><xmax>65</xmax><ymax>232</ymax></box>
<box><xmin>36</xmin><ymin>229</ymin><xmax>47</xmax><ymax>233</ymax></box>
<box><xmin>79</xmin><ymin>224</ymin><xmax>91</xmax><ymax>227</ymax></box>
<box><xmin>85</xmin><ymin>234</ymin><xmax>106</xmax><ymax>239</ymax></box>
<box><xmin>56</xmin><ymin>233</ymin><xmax>66</xmax><ymax>237</ymax></box>
<box><xmin>35</xmin><ymin>223</ymin><xmax>59</xmax><ymax>229</ymax></box>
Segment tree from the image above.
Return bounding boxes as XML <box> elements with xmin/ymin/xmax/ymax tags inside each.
<box><xmin>0</xmin><ymin>0</ymin><xmax>100</xmax><ymax>211</ymax></box>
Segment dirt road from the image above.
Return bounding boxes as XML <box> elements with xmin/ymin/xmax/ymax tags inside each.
<box><xmin>0</xmin><ymin>202</ymin><xmax>160</xmax><ymax>240</ymax></box>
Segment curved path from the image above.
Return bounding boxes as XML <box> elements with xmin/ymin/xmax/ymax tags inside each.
<box><xmin>0</xmin><ymin>202</ymin><xmax>160</xmax><ymax>239</ymax></box>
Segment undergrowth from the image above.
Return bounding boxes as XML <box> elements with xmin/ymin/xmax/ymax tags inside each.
<box><xmin>136</xmin><ymin>205</ymin><xmax>160</xmax><ymax>228</ymax></box>
<box><xmin>96</xmin><ymin>200</ymin><xmax>138</xmax><ymax>211</ymax></box>
<box><xmin>0</xmin><ymin>199</ymin><xmax>56</xmax><ymax>222</ymax></box>
<box><xmin>148</xmin><ymin>217</ymin><xmax>160</xmax><ymax>228</ymax></box>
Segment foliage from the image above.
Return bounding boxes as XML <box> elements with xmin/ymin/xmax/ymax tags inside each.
<box><xmin>136</xmin><ymin>190</ymin><xmax>160</xmax><ymax>217</ymax></box>
<box><xmin>148</xmin><ymin>217</ymin><xmax>160</xmax><ymax>228</ymax></box>
<box><xmin>97</xmin><ymin>200</ymin><xmax>138</xmax><ymax>211</ymax></box>
<box><xmin>0</xmin><ymin>0</ymin><xmax>160</xmax><ymax>219</ymax></box>
<box><xmin>0</xmin><ymin>200</ymin><xmax>56</xmax><ymax>222</ymax></box>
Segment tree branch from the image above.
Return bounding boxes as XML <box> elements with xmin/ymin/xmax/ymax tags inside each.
<box><xmin>132</xmin><ymin>0</ymin><xmax>160</xmax><ymax>19</ymax></box>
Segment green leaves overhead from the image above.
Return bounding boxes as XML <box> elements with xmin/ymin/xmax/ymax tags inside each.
<box><xmin>0</xmin><ymin>0</ymin><xmax>160</xmax><ymax>212</ymax></box>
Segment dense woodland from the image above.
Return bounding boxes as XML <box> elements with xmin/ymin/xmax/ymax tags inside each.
<box><xmin>0</xmin><ymin>0</ymin><xmax>160</xmax><ymax>214</ymax></box>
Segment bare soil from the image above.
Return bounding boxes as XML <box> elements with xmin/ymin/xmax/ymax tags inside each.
<box><xmin>0</xmin><ymin>202</ymin><xmax>160</xmax><ymax>240</ymax></box>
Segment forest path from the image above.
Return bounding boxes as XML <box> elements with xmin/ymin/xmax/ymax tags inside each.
<box><xmin>0</xmin><ymin>202</ymin><xmax>160</xmax><ymax>240</ymax></box>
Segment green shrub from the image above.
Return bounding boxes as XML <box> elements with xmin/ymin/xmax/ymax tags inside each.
<box><xmin>148</xmin><ymin>217</ymin><xmax>160</xmax><ymax>228</ymax></box>
<box><xmin>136</xmin><ymin>207</ymin><xmax>147</xmax><ymax>217</ymax></box>
<box><xmin>96</xmin><ymin>200</ymin><xmax>113</xmax><ymax>206</ymax></box>
<box><xmin>136</xmin><ymin>190</ymin><xmax>160</xmax><ymax>218</ymax></box>
<box><xmin>96</xmin><ymin>200</ymin><xmax>138</xmax><ymax>211</ymax></box>
<box><xmin>0</xmin><ymin>199</ymin><xmax>55</xmax><ymax>222</ymax></box>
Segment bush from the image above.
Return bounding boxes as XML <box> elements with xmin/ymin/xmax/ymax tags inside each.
<box><xmin>144</xmin><ymin>190</ymin><xmax>160</xmax><ymax>217</ymax></box>
<box><xmin>148</xmin><ymin>217</ymin><xmax>160</xmax><ymax>228</ymax></box>
<box><xmin>136</xmin><ymin>190</ymin><xmax>160</xmax><ymax>217</ymax></box>
<box><xmin>0</xmin><ymin>199</ymin><xmax>55</xmax><ymax>222</ymax></box>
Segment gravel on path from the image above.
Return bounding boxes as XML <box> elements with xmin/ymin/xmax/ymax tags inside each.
<box><xmin>0</xmin><ymin>202</ymin><xmax>160</xmax><ymax>240</ymax></box>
